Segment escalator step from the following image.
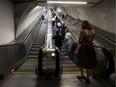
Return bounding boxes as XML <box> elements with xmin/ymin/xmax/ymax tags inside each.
<box><xmin>12</xmin><ymin>23</ymin><xmax>46</xmax><ymax>75</ymax></box>
<box><xmin>63</xmin><ymin>66</ymin><xmax>78</xmax><ymax>69</ymax></box>
<box><xmin>61</xmin><ymin>58</ymin><xmax>72</xmax><ymax>61</ymax></box>
<box><xmin>29</xmin><ymin>51</ymin><xmax>39</xmax><ymax>55</ymax></box>
<box><xmin>15</xmin><ymin>68</ymin><xmax>36</xmax><ymax>72</ymax></box>
<box><xmin>62</xmin><ymin>46</ymin><xmax>66</xmax><ymax>49</ymax></box>
<box><xmin>26</xmin><ymin>59</ymin><xmax>37</xmax><ymax>61</ymax></box>
<box><xmin>28</xmin><ymin>55</ymin><xmax>38</xmax><ymax>59</ymax></box>
<box><xmin>32</xmin><ymin>45</ymin><xmax>41</xmax><ymax>48</ymax></box>
<box><xmin>30</xmin><ymin>48</ymin><xmax>40</xmax><ymax>51</ymax></box>
<box><xmin>61</xmin><ymin>49</ymin><xmax>66</xmax><ymax>52</ymax></box>
<box><xmin>35</xmin><ymin>39</ymin><xmax>44</xmax><ymax>41</ymax></box>
<box><xmin>24</xmin><ymin>60</ymin><xmax>37</xmax><ymax>64</ymax></box>
<box><xmin>63</xmin><ymin>72</ymin><xmax>80</xmax><ymax>74</ymax></box>
<box><xmin>12</xmin><ymin>72</ymin><xmax>34</xmax><ymax>74</ymax></box>
<box><xmin>62</xmin><ymin>64</ymin><xmax>77</xmax><ymax>67</ymax></box>
<box><xmin>34</xmin><ymin>41</ymin><xmax>44</xmax><ymax>44</ymax></box>
<box><xmin>63</xmin><ymin>68</ymin><xmax>79</xmax><ymax>71</ymax></box>
<box><xmin>62</xmin><ymin>61</ymin><xmax>74</xmax><ymax>64</ymax></box>
<box><xmin>33</xmin><ymin>42</ymin><xmax>44</xmax><ymax>45</ymax></box>
<box><xmin>61</xmin><ymin>52</ymin><xmax>66</xmax><ymax>56</ymax></box>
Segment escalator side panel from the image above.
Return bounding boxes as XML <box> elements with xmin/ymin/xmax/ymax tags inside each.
<box><xmin>13</xmin><ymin>23</ymin><xmax>47</xmax><ymax>74</ymax></box>
<box><xmin>69</xmin><ymin>43</ymin><xmax>115</xmax><ymax>76</ymax></box>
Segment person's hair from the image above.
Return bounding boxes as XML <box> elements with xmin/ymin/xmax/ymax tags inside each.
<box><xmin>63</xmin><ymin>23</ymin><xmax>65</xmax><ymax>26</ymax></box>
<box><xmin>56</xmin><ymin>31</ymin><xmax>59</xmax><ymax>35</ymax></box>
<box><xmin>66</xmin><ymin>29</ymin><xmax>69</xmax><ymax>32</ymax></box>
<box><xmin>81</xmin><ymin>20</ymin><xmax>92</xmax><ymax>30</ymax></box>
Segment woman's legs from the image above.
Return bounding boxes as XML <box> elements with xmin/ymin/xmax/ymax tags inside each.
<box><xmin>84</xmin><ymin>69</ymin><xmax>90</xmax><ymax>83</ymax></box>
<box><xmin>79</xmin><ymin>68</ymin><xmax>90</xmax><ymax>78</ymax></box>
<box><xmin>77</xmin><ymin>67</ymin><xmax>84</xmax><ymax>80</ymax></box>
<box><xmin>77</xmin><ymin>68</ymin><xmax>90</xmax><ymax>83</ymax></box>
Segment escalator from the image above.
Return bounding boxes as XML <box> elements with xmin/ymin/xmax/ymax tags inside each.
<box><xmin>61</xmin><ymin>44</ymin><xmax>79</xmax><ymax>74</ymax></box>
<box><xmin>69</xmin><ymin>42</ymin><xmax>115</xmax><ymax>77</ymax></box>
<box><xmin>55</xmin><ymin>13</ymin><xmax>115</xmax><ymax>77</ymax></box>
<box><xmin>63</xmin><ymin>16</ymin><xmax>115</xmax><ymax>77</ymax></box>
<box><xmin>52</xmin><ymin>26</ymin><xmax>79</xmax><ymax>74</ymax></box>
<box><xmin>52</xmin><ymin>12</ymin><xmax>114</xmax><ymax>76</ymax></box>
<box><xmin>12</xmin><ymin>23</ymin><xmax>47</xmax><ymax>74</ymax></box>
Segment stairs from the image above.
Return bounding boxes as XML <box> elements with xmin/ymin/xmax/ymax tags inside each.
<box><xmin>61</xmin><ymin>43</ymin><xmax>80</xmax><ymax>74</ymax></box>
<box><xmin>12</xmin><ymin>23</ymin><xmax>47</xmax><ymax>74</ymax></box>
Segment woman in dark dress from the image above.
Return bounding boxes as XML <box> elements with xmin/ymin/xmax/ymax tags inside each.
<box><xmin>75</xmin><ymin>20</ymin><xmax>97</xmax><ymax>83</ymax></box>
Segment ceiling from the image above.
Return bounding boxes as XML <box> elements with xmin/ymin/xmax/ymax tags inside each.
<box><xmin>37</xmin><ymin>0</ymin><xmax>100</xmax><ymax>2</ymax></box>
<box><xmin>37</xmin><ymin>0</ymin><xmax>102</xmax><ymax>7</ymax></box>
<box><xmin>11</xmin><ymin>0</ymin><xmax>102</xmax><ymax>7</ymax></box>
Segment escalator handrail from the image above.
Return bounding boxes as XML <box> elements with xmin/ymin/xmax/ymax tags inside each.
<box><xmin>53</xmin><ymin>10</ymin><xmax>114</xmax><ymax>61</ymax></box>
<box><xmin>67</xmin><ymin>14</ymin><xmax>115</xmax><ymax>47</ymax></box>
<box><xmin>69</xmin><ymin>41</ymin><xmax>115</xmax><ymax>76</ymax></box>
<box><xmin>55</xmin><ymin>48</ymin><xmax>60</xmax><ymax>77</ymax></box>
<box><xmin>52</xmin><ymin>10</ymin><xmax>115</xmax><ymax>76</ymax></box>
<box><xmin>38</xmin><ymin>43</ymin><xmax>60</xmax><ymax>77</ymax></box>
<box><xmin>100</xmin><ymin>47</ymin><xmax>115</xmax><ymax>76</ymax></box>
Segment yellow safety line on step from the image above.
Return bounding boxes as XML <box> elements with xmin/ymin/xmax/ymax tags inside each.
<box><xmin>63</xmin><ymin>72</ymin><xmax>80</xmax><ymax>74</ymax></box>
<box><xmin>63</xmin><ymin>68</ymin><xmax>80</xmax><ymax>70</ymax></box>
<box><xmin>12</xmin><ymin>72</ymin><xmax>34</xmax><ymax>74</ymax></box>
<box><xmin>63</xmin><ymin>64</ymin><xmax>77</xmax><ymax>66</ymax></box>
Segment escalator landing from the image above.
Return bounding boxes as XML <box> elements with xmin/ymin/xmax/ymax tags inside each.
<box><xmin>0</xmin><ymin>74</ymin><xmax>114</xmax><ymax>87</ymax></box>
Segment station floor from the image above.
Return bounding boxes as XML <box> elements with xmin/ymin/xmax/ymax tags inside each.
<box><xmin>0</xmin><ymin>74</ymin><xmax>114</xmax><ymax>87</ymax></box>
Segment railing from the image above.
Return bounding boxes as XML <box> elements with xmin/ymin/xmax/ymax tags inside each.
<box><xmin>38</xmin><ymin>43</ymin><xmax>60</xmax><ymax>77</ymax></box>
<box><xmin>51</xmin><ymin>9</ymin><xmax>115</xmax><ymax>77</ymax></box>
<box><xmin>60</xmin><ymin>13</ymin><xmax>115</xmax><ymax>77</ymax></box>
<box><xmin>66</xmin><ymin>15</ymin><xmax>115</xmax><ymax>56</ymax></box>
<box><xmin>69</xmin><ymin>37</ymin><xmax>114</xmax><ymax>77</ymax></box>
<box><xmin>37</xmin><ymin>9</ymin><xmax>61</xmax><ymax>77</ymax></box>
<box><xmin>0</xmin><ymin>17</ymin><xmax>42</xmax><ymax>78</ymax></box>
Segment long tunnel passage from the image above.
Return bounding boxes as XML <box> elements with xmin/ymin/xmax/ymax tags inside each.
<box><xmin>0</xmin><ymin>0</ymin><xmax>115</xmax><ymax>87</ymax></box>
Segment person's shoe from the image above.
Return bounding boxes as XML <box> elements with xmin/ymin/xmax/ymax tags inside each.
<box><xmin>77</xmin><ymin>76</ymin><xmax>85</xmax><ymax>81</ymax></box>
<box><xmin>84</xmin><ymin>78</ymin><xmax>90</xmax><ymax>84</ymax></box>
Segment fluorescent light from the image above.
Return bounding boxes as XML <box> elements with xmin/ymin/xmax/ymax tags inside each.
<box><xmin>51</xmin><ymin>53</ymin><xmax>55</xmax><ymax>56</ymax></box>
<box><xmin>47</xmin><ymin>1</ymin><xmax>87</xmax><ymax>4</ymax></box>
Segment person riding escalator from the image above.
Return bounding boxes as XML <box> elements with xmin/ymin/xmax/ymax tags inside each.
<box><xmin>75</xmin><ymin>20</ymin><xmax>98</xmax><ymax>84</ymax></box>
<box><xmin>52</xmin><ymin>31</ymin><xmax>63</xmax><ymax>51</ymax></box>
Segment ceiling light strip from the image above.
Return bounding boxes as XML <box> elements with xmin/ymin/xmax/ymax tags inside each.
<box><xmin>47</xmin><ymin>1</ymin><xmax>87</xmax><ymax>4</ymax></box>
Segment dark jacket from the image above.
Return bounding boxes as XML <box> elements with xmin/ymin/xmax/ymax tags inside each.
<box><xmin>52</xmin><ymin>34</ymin><xmax>63</xmax><ymax>47</ymax></box>
<box><xmin>61</xmin><ymin>25</ymin><xmax>66</xmax><ymax>34</ymax></box>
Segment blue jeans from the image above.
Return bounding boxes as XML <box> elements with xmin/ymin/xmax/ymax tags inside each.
<box><xmin>65</xmin><ymin>42</ymin><xmax>72</xmax><ymax>56</ymax></box>
<box><xmin>57</xmin><ymin>26</ymin><xmax>61</xmax><ymax>31</ymax></box>
<box><xmin>65</xmin><ymin>42</ymin><xmax>70</xmax><ymax>56</ymax></box>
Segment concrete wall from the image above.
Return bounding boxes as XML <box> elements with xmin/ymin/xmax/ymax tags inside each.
<box><xmin>0</xmin><ymin>0</ymin><xmax>15</xmax><ymax>45</ymax></box>
<box><xmin>0</xmin><ymin>0</ymin><xmax>43</xmax><ymax>44</ymax></box>
<box><xmin>16</xmin><ymin>5</ymin><xmax>44</xmax><ymax>37</ymax></box>
<box><xmin>0</xmin><ymin>0</ymin><xmax>114</xmax><ymax>44</ymax></box>
<box><xmin>64</xmin><ymin>0</ymin><xmax>115</xmax><ymax>34</ymax></box>
<box><xmin>13</xmin><ymin>2</ymin><xmax>30</xmax><ymax>29</ymax></box>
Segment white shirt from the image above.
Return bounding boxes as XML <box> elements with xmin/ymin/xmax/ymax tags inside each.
<box><xmin>57</xmin><ymin>22</ymin><xmax>61</xmax><ymax>27</ymax></box>
<box><xmin>45</xmin><ymin>14</ymin><xmax>48</xmax><ymax>19</ymax></box>
<box><xmin>65</xmin><ymin>32</ymin><xmax>72</xmax><ymax>43</ymax></box>
<box><xmin>52</xmin><ymin>17</ymin><xmax>55</xmax><ymax>21</ymax></box>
